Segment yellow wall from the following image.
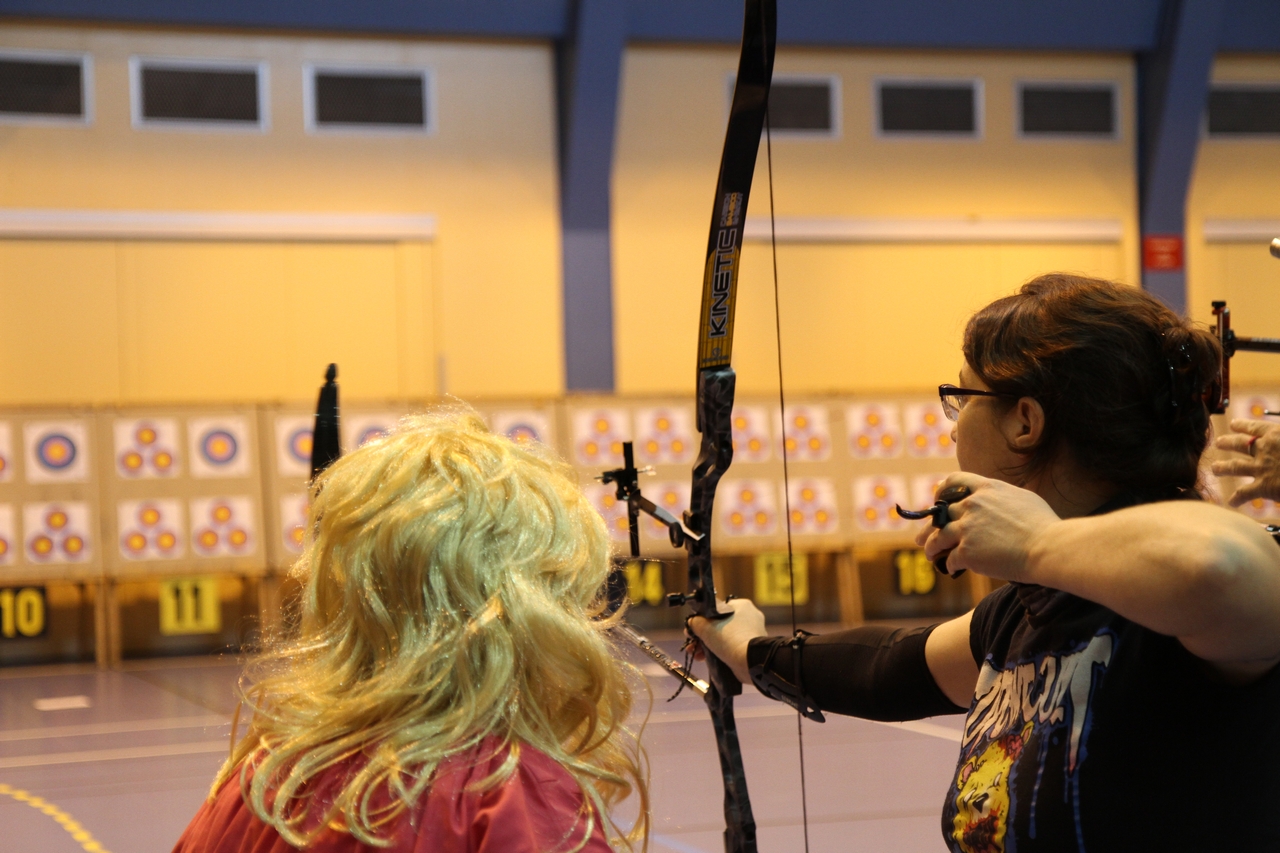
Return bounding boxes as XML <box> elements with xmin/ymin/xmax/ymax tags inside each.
<box><xmin>613</xmin><ymin>47</ymin><xmax>1137</xmax><ymax>396</ymax></box>
<box><xmin>1188</xmin><ymin>55</ymin><xmax>1280</xmax><ymax>387</ymax></box>
<box><xmin>0</xmin><ymin>24</ymin><xmax>562</xmax><ymax>403</ymax></box>
<box><xmin>12</xmin><ymin>29</ymin><xmax>1280</xmax><ymax>404</ymax></box>
<box><xmin>0</xmin><ymin>239</ymin><xmax>433</xmax><ymax>404</ymax></box>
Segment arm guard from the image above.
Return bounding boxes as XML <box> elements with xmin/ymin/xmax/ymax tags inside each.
<box><xmin>747</xmin><ymin>624</ymin><xmax>967</xmax><ymax>722</ymax></box>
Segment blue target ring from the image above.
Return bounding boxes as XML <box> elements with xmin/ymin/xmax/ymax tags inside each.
<box><xmin>36</xmin><ymin>434</ymin><xmax>77</xmax><ymax>470</ymax></box>
<box><xmin>506</xmin><ymin>424</ymin><xmax>541</xmax><ymax>445</ymax></box>
<box><xmin>288</xmin><ymin>428</ymin><xmax>313</xmax><ymax>464</ymax></box>
<box><xmin>200</xmin><ymin>430</ymin><xmax>239</xmax><ymax>465</ymax></box>
<box><xmin>358</xmin><ymin>426</ymin><xmax>388</xmax><ymax>446</ymax></box>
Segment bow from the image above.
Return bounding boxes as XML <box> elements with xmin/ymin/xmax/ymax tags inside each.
<box><xmin>601</xmin><ymin>3</ymin><xmax>815</xmax><ymax>851</ymax></box>
<box><xmin>672</xmin><ymin>3</ymin><xmax>775</xmax><ymax>851</ymax></box>
<box><xmin>1208</xmin><ymin>239</ymin><xmax>1280</xmax><ymax>413</ymax></box>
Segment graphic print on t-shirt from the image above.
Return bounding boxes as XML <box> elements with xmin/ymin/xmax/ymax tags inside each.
<box><xmin>950</xmin><ymin>632</ymin><xmax>1113</xmax><ymax>853</ymax></box>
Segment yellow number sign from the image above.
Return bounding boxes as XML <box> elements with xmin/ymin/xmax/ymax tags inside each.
<box><xmin>623</xmin><ymin>560</ymin><xmax>666</xmax><ymax>606</ymax></box>
<box><xmin>159</xmin><ymin>577</ymin><xmax>222</xmax><ymax>635</ymax></box>
<box><xmin>894</xmin><ymin>550</ymin><xmax>937</xmax><ymax>596</ymax></box>
<box><xmin>753</xmin><ymin>552</ymin><xmax>808</xmax><ymax>606</ymax></box>
<box><xmin>0</xmin><ymin>587</ymin><xmax>46</xmax><ymax>638</ymax></box>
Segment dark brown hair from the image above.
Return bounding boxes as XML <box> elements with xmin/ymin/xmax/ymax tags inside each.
<box><xmin>963</xmin><ymin>273</ymin><xmax>1221</xmax><ymax>494</ymax></box>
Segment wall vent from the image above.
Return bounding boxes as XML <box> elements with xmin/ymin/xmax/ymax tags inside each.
<box><xmin>0</xmin><ymin>55</ymin><xmax>86</xmax><ymax>119</ymax></box>
<box><xmin>135</xmin><ymin>61</ymin><xmax>263</xmax><ymax>126</ymax></box>
<box><xmin>310</xmin><ymin>70</ymin><xmax>429</xmax><ymax>129</ymax></box>
<box><xmin>1019</xmin><ymin>84</ymin><xmax>1115</xmax><ymax>136</ymax></box>
<box><xmin>1207</xmin><ymin>86</ymin><xmax>1280</xmax><ymax>136</ymax></box>
<box><xmin>877</xmin><ymin>81</ymin><xmax>978</xmax><ymax>135</ymax></box>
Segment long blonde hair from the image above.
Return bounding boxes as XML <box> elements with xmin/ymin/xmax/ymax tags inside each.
<box><xmin>213</xmin><ymin>409</ymin><xmax>648</xmax><ymax>849</ymax></box>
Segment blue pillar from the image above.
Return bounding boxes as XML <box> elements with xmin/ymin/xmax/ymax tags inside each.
<box><xmin>1137</xmin><ymin>0</ymin><xmax>1224</xmax><ymax>314</ymax></box>
<box><xmin>558</xmin><ymin>0</ymin><xmax>626</xmax><ymax>392</ymax></box>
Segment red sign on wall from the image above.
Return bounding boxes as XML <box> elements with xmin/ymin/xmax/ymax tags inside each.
<box><xmin>1142</xmin><ymin>235</ymin><xmax>1184</xmax><ymax>272</ymax></box>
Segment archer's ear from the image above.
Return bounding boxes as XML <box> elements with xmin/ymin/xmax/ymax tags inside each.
<box><xmin>1005</xmin><ymin>397</ymin><xmax>1045</xmax><ymax>451</ymax></box>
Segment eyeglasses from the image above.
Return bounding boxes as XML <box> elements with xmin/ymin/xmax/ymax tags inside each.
<box><xmin>937</xmin><ymin>384</ymin><xmax>1015</xmax><ymax>421</ymax></box>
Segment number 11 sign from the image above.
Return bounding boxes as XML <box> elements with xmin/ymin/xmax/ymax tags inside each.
<box><xmin>158</xmin><ymin>577</ymin><xmax>221</xmax><ymax>635</ymax></box>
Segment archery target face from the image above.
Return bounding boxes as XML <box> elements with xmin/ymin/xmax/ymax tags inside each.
<box><xmin>642</xmin><ymin>481</ymin><xmax>691</xmax><ymax>541</ymax></box>
<box><xmin>583</xmin><ymin>483</ymin><xmax>632</xmax><ymax>543</ymax></box>
<box><xmin>903</xmin><ymin>402</ymin><xmax>955</xmax><ymax>459</ymax></box>
<box><xmin>0</xmin><ymin>423</ymin><xmax>13</xmax><ymax>483</ymax></box>
<box><xmin>1228</xmin><ymin>471</ymin><xmax>1280</xmax><ymax>517</ymax></box>
<box><xmin>114</xmin><ymin>418</ymin><xmax>180</xmax><ymax>479</ymax></box>
<box><xmin>572</xmin><ymin>408</ymin><xmax>631</xmax><ymax>467</ymax></box>
<box><xmin>730</xmin><ymin>406</ymin><xmax>772</xmax><ymax>463</ymax></box>
<box><xmin>0</xmin><ymin>504</ymin><xmax>14</xmax><ymax>566</ymax></box>
<box><xmin>117</xmin><ymin>499</ymin><xmax>185</xmax><ymax>561</ymax></box>
<box><xmin>344</xmin><ymin>413</ymin><xmax>400</xmax><ymax>450</ymax></box>
<box><xmin>1230</xmin><ymin>393</ymin><xmax>1280</xmax><ymax>423</ymax></box>
<box><xmin>786</xmin><ymin>477</ymin><xmax>839</xmax><ymax>535</ymax></box>
<box><xmin>280</xmin><ymin>493</ymin><xmax>309</xmax><ymax>555</ymax></box>
<box><xmin>188</xmin><ymin>416</ymin><xmax>251</xmax><ymax>479</ymax></box>
<box><xmin>719</xmin><ymin>479</ymin><xmax>778</xmax><ymax>537</ymax></box>
<box><xmin>853</xmin><ymin>476</ymin><xmax>910</xmax><ymax>532</ymax></box>
<box><xmin>24</xmin><ymin>421</ymin><xmax>90</xmax><ymax>483</ymax></box>
<box><xmin>274</xmin><ymin>416</ymin><xmax>314</xmax><ymax>478</ymax></box>
<box><xmin>778</xmin><ymin>405</ymin><xmax>831</xmax><ymax>462</ymax></box>
<box><xmin>634</xmin><ymin>407</ymin><xmax>695</xmax><ymax>465</ymax></box>
<box><xmin>24</xmin><ymin>502</ymin><xmax>92</xmax><ymax>563</ymax></box>
<box><xmin>490</xmin><ymin>410</ymin><xmax>552</xmax><ymax>447</ymax></box>
<box><xmin>189</xmin><ymin>496</ymin><xmax>257</xmax><ymax>558</ymax></box>
<box><xmin>846</xmin><ymin>403</ymin><xmax>903</xmax><ymax>459</ymax></box>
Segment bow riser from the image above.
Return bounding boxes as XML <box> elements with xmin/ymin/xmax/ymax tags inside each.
<box><xmin>687</xmin><ymin>367</ymin><xmax>736</xmax><ymax>613</ymax></box>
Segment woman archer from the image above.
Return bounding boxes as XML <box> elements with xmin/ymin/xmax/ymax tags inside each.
<box><xmin>691</xmin><ymin>274</ymin><xmax>1280</xmax><ymax>852</ymax></box>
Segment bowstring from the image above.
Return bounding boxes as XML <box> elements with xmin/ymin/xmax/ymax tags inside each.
<box><xmin>763</xmin><ymin>50</ymin><xmax>812</xmax><ymax>853</ymax></box>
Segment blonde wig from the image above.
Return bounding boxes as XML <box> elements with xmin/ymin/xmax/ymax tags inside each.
<box><xmin>212</xmin><ymin>409</ymin><xmax>648</xmax><ymax>850</ymax></box>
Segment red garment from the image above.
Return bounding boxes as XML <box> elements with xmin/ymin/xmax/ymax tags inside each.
<box><xmin>172</xmin><ymin>740</ymin><xmax>614</xmax><ymax>853</ymax></box>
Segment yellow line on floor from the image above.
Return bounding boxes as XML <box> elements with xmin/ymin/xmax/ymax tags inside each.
<box><xmin>0</xmin><ymin>783</ymin><xmax>112</xmax><ymax>853</ymax></box>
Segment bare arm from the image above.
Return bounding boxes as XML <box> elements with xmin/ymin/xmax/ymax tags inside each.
<box><xmin>921</xmin><ymin>473</ymin><xmax>1280</xmax><ymax>681</ymax></box>
<box><xmin>924</xmin><ymin>610</ymin><xmax>979</xmax><ymax>706</ymax></box>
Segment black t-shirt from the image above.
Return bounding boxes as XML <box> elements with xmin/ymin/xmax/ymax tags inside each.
<box><xmin>943</xmin><ymin>582</ymin><xmax>1280</xmax><ymax>852</ymax></box>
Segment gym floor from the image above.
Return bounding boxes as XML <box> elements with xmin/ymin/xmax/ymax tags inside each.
<box><xmin>0</xmin><ymin>629</ymin><xmax>964</xmax><ymax>853</ymax></box>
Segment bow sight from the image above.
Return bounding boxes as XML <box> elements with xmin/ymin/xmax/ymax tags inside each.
<box><xmin>1210</xmin><ymin>238</ymin><xmax>1280</xmax><ymax>414</ymax></box>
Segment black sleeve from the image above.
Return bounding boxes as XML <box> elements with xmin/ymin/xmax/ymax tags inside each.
<box><xmin>746</xmin><ymin>624</ymin><xmax>967</xmax><ymax>722</ymax></box>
